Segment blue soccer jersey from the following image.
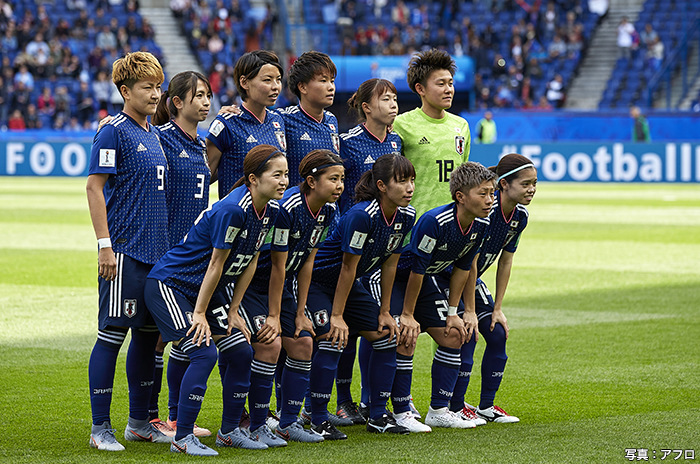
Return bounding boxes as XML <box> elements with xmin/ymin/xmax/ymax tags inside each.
<box><xmin>278</xmin><ymin>105</ymin><xmax>340</xmax><ymax>185</ymax></box>
<box><xmin>207</xmin><ymin>107</ymin><xmax>286</xmax><ymax>198</ymax></box>
<box><xmin>339</xmin><ymin>124</ymin><xmax>402</xmax><ymax>214</ymax></box>
<box><xmin>397</xmin><ymin>203</ymin><xmax>490</xmax><ymax>280</ymax></box>
<box><xmin>89</xmin><ymin>112</ymin><xmax>169</xmax><ymax>264</ymax></box>
<box><xmin>148</xmin><ymin>185</ymin><xmax>280</xmax><ymax>303</ymax></box>
<box><xmin>252</xmin><ymin>186</ymin><xmax>337</xmax><ymax>288</ymax></box>
<box><xmin>157</xmin><ymin>120</ymin><xmax>211</xmax><ymax>246</ymax></box>
<box><xmin>312</xmin><ymin>199</ymin><xmax>416</xmax><ymax>287</ymax></box>
<box><xmin>476</xmin><ymin>190</ymin><xmax>529</xmax><ymax>276</ymax></box>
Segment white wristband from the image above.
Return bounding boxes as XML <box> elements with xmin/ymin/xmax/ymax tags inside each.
<box><xmin>447</xmin><ymin>305</ymin><xmax>458</xmax><ymax>317</ymax></box>
<box><xmin>98</xmin><ymin>237</ymin><xmax>112</xmax><ymax>250</ymax></box>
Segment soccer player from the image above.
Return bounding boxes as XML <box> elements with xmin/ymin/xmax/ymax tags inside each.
<box><xmin>334</xmin><ymin>77</ymin><xmax>402</xmax><ymax>424</ymax></box>
<box><xmin>145</xmin><ymin>145</ymin><xmax>287</xmax><ymax>455</ymax></box>
<box><xmin>240</xmin><ymin>149</ymin><xmax>344</xmax><ymax>444</ymax></box>
<box><xmin>306</xmin><ymin>153</ymin><xmax>416</xmax><ymax>439</ymax></box>
<box><xmin>386</xmin><ymin>162</ymin><xmax>495</xmax><ymax>430</ymax></box>
<box><xmin>393</xmin><ymin>48</ymin><xmax>471</xmax><ymax>219</ymax></box>
<box><xmin>86</xmin><ymin>51</ymin><xmax>170</xmax><ymax>451</ymax></box>
<box><xmin>278</xmin><ymin>51</ymin><xmax>340</xmax><ymax>185</ymax></box>
<box><xmin>207</xmin><ymin>50</ymin><xmax>287</xmax><ymax>199</ymax></box>
<box><xmin>449</xmin><ymin>153</ymin><xmax>536</xmax><ymax>425</ymax></box>
<box><xmin>148</xmin><ymin>71</ymin><xmax>214</xmax><ymax>439</ymax></box>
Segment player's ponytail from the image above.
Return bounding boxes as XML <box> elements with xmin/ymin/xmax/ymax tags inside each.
<box><xmin>347</xmin><ymin>78</ymin><xmax>398</xmax><ymax>122</ymax></box>
<box><xmin>490</xmin><ymin>153</ymin><xmax>535</xmax><ymax>190</ymax></box>
<box><xmin>354</xmin><ymin>153</ymin><xmax>415</xmax><ymax>203</ymax></box>
<box><xmin>153</xmin><ymin>71</ymin><xmax>212</xmax><ymax>126</ymax></box>
<box><xmin>298</xmin><ymin>149</ymin><xmax>344</xmax><ymax>194</ymax></box>
<box><xmin>231</xmin><ymin>144</ymin><xmax>286</xmax><ymax>191</ymax></box>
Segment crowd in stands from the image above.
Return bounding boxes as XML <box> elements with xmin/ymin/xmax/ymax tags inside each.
<box><xmin>309</xmin><ymin>0</ymin><xmax>600</xmax><ymax>110</ymax></box>
<box><xmin>0</xmin><ymin>0</ymin><xmax>161</xmax><ymax>130</ymax></box>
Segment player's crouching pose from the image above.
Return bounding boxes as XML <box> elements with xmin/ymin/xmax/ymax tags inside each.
<box><xmin>240</xmin><ymin>149</ymin><xmax>344</xmax><ymax>444</ymax></box>
<box><xmin>144</xmin><ymin>145</ymin><xmax>287</xmax><ymax>455</ymax></box>
<box><xmin>306</xmin><ymin>153</ymin><xmax>416</xmax><ymax>439</ymax></box>
<box><xmin>386</xmin><ymin>162</ymin><xmax>496</xmax><ymax>430</ymax></box>
<box><xmin>449</xmin><ymin>154</ymin><xmax>536</xmax><ymax>424</ymax></box>
<box><xmin>86</xmin><ymin>51</ymin><xmax>171</xmax><ymax>451</ymax></box>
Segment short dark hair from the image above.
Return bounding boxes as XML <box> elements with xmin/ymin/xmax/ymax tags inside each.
<box><xmin>347</xmin><ymin>78</ymin><xmax>398</xmax><ymax>121</ymax></box>
<box><xmin>287</xmin><ymin>51</ymin><xmax>337</xmax><ymax>99</ymax></box>
<box><xmin>406</xmin><ymin>48</ymin><xmax>456</xmax><ymax>94</ymax></box>
<box><xmin>233</xmin><ymin>50</ymin><xmax>283</xmax><ymax>101</ymax></box>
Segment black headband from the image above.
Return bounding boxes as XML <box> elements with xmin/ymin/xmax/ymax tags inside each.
<box><xmin>306</xmin><ymin>162</ymin><xmax>344</xmax><ymax>176</ymax></box>
<box><xmin>253</xmin><ymin>151</ymin><xmax>285</xmax><ymax>176</ymax></box>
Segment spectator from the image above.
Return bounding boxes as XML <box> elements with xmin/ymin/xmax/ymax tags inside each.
<box><xmin>617</xmin><ymin>16</ymin><xmax>635</xmax><ymax>59</ymax></box>
<box><xmin>54</xmin><ymin>85</ymin><xmax>72</xmax><ymax>121</ymax></box>
<box><xmin>8</xmin><ymin>109</ymin><xmax>26</xmax><ymax>131</ymax></box>
<box><xmin>93</xmin><ymin>70</ymin><xmax>112</xmax><ymax>111</ymax></box>
<box><xmin>526</xmin><ymin>56</ymin><xmax>543</xmax><ymax>79</ymax></box>
<box><xmin>66</xmin><ymin>116</ymin><xmax>83</xmax><ymax>131</ymax></box>
<box><xmin>540</xmin><ymin>1</ymin><xmax>558</xmax><ymax>41</ymax></box>
<box><xmin>647</xmin><ymin>36</ymin><xmax>664</xmax><ymax>70</ymax></box>
<box><xmin>520</xmin><ymin>76</ymin><xmax>535</xmax><ymax>102</ymax></box>
<box><xmin>547</xmin><ymin>33</ymin><xmax>567</xmax><ymax>61</ymax></box>
<box><xmin>77</xmin><ymin>80</ymin><xmax>95</xmax><ymax>125</ymax></box>
<box><xmin>14</xmin><ymin>64</ymin><xmax>34</xmax><ymax>92</ymax></box>
<box><xmin>25</xmin><ymin>103</ymin><xmax>42</xmax><ymax>129</ymax></box>
<box><xmin>11</xmin><ymin>81</ymin><xmax>32</xmax><ymax>113</ymax></box>
<box><xmin>546</xmin><ymin>73</ymin><xmax>565</xmax><ymax>108</ymax></box>
<box><xmin>494</xmin><ymin>84</ymin><xmax>514</xmax><ymax>108</ymax></box>
<box><xmin>0</xmin><ymin>74</ymin><xmax>8</xmax><ymax>126</ymax></box>
<box><xmin>567</xmin><ymin>31</ymin><xmax>583</xmax><ymax>60</ymax></box>
<box><xmin>492</xmin><ymin>53</ymin><xmax>508</xmax><ymax>78</ymax></box>
<box><xmin>630</xmin><ymin>106</ymin><xmax>650</xmax><ymax>142</ymax></box>
<box><xmin>341</xmin><ymin>36</ymin><xmax>356</xmax><ymax>55</ymax></box>
<box><xmin>1</xmin><ymin>27</ymin><xmax>18</xmax><ymax>53</ymax></box>
<box><xmin>391</xmin><ymin>0</ymin><xmax>409</xmax><ymax>26</ymax></box>
<box><xmin>96</xmin><ymin>24</ymin><xmax>117</xmax><ymax>51</ymax></box>
<box><xmin>536</xmin><ymin>95</ymin><xmax>553</xmax><ymax>110</ymax></box>
<box><xmin>451</xmin><ymin>34</ymin><xmax>465</xmax><ymax>57</ymax></box>
<box><xmin>37</xmin><ymin>87</ymin><xmax>56</xmax><ymax>118</ymax></box>
<box><xmin>640</xmin><ymin>23</ymin><xmax>658</xmax><ymax>49</ymax></box>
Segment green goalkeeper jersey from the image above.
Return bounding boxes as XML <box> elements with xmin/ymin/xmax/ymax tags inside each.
<box><xmin>393</xmin><ymin>108</ymin><xmax>471</xmax><ymax>219</ymax></box>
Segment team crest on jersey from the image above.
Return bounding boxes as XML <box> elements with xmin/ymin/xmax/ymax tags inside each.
<box><xmin>393</xmin><ymin>315</ymin><xmax>401</xmax><ymax>327</ymax></box>
<box><xmin>386</xmin><ymin>233</ymin><xmax>403</xmax><ymax>252</ymax></box>
<box><xmin>185</xmin><ymin>312</ymin><xmax>194</xmax><ymax>324</ymax></box>
<box><xmin>331</xmin><ymin>133</ymin><xmax>340</xmax><ymax>153</ymax></box>
<box><xmin>455</xmin><ymin>136</ymin><xmax>465</xmax><ymax>155</ymax></box>
<box><xmin>253</xmin><ymin>315</ymin><xmax>267</xmax><ymax>331</ymax></box>
<box><xmin>309</xmin><ymin>225</ymin><xmax>324</xmax><ymax>246</ymax></box>
<box><xmin>123</xmin><ymin>299</ymin><xmax>137</xmax><ymax>318</ymax></box>
<box><xmin>256</xmin><ymin>228</ymin><xmax>269</xmax><ymax>249</ymax></box>
<box><xmin>275</xmin><ymin>131</ymin><xmax>287</xmax><ymax>151</ymax></box>
<box><xmin>314</xmin><ymin>310</ymin><xmax>329</xmax><ymax>327</ymax></box>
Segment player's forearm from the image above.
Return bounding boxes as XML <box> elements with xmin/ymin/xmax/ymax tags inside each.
<box><xmin>268</xmin><ymin>251</ymin><xmax>287</xmax><ymax>319</ymax></box>
<box><xmin>448</xmin><ymin>267</ymin><xmax>470</xmax><ymax>308</ymax></box>
<box><xmin>494</xmin><ymin>252</ymin><xmax>514</xmax><ymax>309</ymax></box>
<box><xmin>230</xmin><ymin>253</ymin><xmax>258</xmax><ymax>309</ymax></box>
<box><xmin>295</xmin><ymin>252</ymin><xmax>315</xmax><ymax>317</ymax></box>
<box><xmin>332</xmin><ymin>263</ymin><xmax>357</xmax><ymax>318</ymax></box>
<box><xmin>86</xmin><ymin>175</ymin><xmax>110</xmax><ymax>239</ymax></box>
<box><xmin>195</xmin><ymin>248</ymin><xmax>229</xmax><ymax>315</ymax></box>
<box><xmin>379</xmin><ymin>255</ymin><xmax>399</xmax><ymax>314</ymax></box>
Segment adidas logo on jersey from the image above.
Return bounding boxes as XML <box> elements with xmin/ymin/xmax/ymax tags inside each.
<box><xmin>438</xmin><ymin>243</ymin><xmax>448</xmax><ymax>251</ymax></box>
<box><xmin>178</xmin><ymin>149</ymin><xmax>189</xmax><ymax>158</ymax></box>
<box><xmin>418</xmin><ymin>137</ymin><xmax>430</xmax><ymax>145</ymax></box>
<box><xmin>363</xmin><ymin>155</ymin><xmax>375</xmax><ymax>165</ymax></box>
<box><xmin>300</xmin><ymin>132</ymin><xmax>312</xmax><ymax>141</ymax></box>
<box><xmin>246</xmin><ymin>135</ymin><xmax>258</xmax><ymax>143</ymax></box>
<box><xmin>137</xmin><ymin>143</ymin><xmax>148</xmax><ymax>152</ymax></box>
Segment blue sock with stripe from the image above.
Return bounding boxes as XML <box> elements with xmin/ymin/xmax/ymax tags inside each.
<box><xmin>217</xmin><ymin>334</ymin><xmax>253</xmax><ymax>434</ymax></box>
<box><xmin>274</xmin><ymin>349</ymin><xmax>286</xmax><ymax>412</ymax></box>
<box><xmin>391</xmin><ymin>353</ymin><xmax>413</xmax><ymax>414</ymax></box>
<box><xmin>430</xmin><ymin>346</ymin><xmax>461</xmax><ymax>409</ymax></box>
<box><xmin>126</xmin><ymin>328</ymin><xmax>159</xmax><ymax>421</ymax></box>
<box><xmin>309</xmin><ymin>341</ymin><xmax>342</xmax><ymax>426</ymax></box>
<box><xmin>89</xmin><ymin>327</ymin><xmax>127</xmax><ymax>426</ymax></box>
<box><xmin>450</xmin><ymin>337</ymin><xmax>476</xmax><ymax>412</ymax></box>
<box><xmin>279</xmin><ymin>356</ymin><xmax>311</xmax><ymax>428</ymax></box>
<box><xmin>368</xmin><ymin>336</ymin><xmax>397</xmax><ymax>420</ymax></box>
<box><xmin>479</xmin><ymin>317</ymin><xmax>508</xmax><ymax>410</ymax></box>
<box><xmin>335</xmin><ymin>335</ymin><xmax>357</xmax><ymax>406</ymax></box>
<box><xmin>148</xmin><ymin>350</ymin><xmax>164</xmax><ymax>421</ymax></box>
<box><xmin>249</xmin><ymin>359</ymin><xmax>277</xmax><ymax>431</ymax></box>
<box><xmin>167</xmin><ymin>345</ymin><xmax>190</xmax><ymax>421</ymax></box>
<box><xmin>174</xmin><ymin>341</ymin><xmax>217</xmax><ymax>440</ymax></box>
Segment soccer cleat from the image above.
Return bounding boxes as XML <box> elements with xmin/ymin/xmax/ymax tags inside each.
<box><xmin>124</xmin><ymin>421</ymin><xmax>173</xmax><ymax>443</ymax></box>
<box><xmin>250</xmin><ymin>424</ymin><xmax>288</xmax><ymax>447</ymax></box>
<box><xmin>358</xmin><ymin>402</ymin><xmax>370</xmax><ymax>422</ymax></box>
<box><xmin>265</xmin><ymin>410</ymin><xmax>280</xmax><ymax>431</ymax></box>
<box><xmin>366</xmin><ymin>414</ymin><xmax>410</xmax><ymax>435</ymax></box>
<box><xmin>170</xmin><ymin>433</ymin><xmax>218</xmax><ymax>456</ymax></box>
<box><xmin>461</xmin><ymin>403</ymin><xmax>487</xmax><ymax>426</ymax></box>
<box><xmin>394</xmin><ymin>411</ymin><xmax>432</xmax><ymax>433</ymax></box>
<box><xmin>329</xmin><ymin>412</ymin><xmax>354</xmax><ymax>427</ymax></box>
<box><xmin>215</xmin><ymin>427</ymin><xmax>268</xmax><ymax>449</ymax></box>
<box><xmin>424</xmin><ymin>406</ymin><xmax>476</xmax><ymax>429</ymax></box>
<box><xmin>299</xmin><ymin>407</ymin><xmax>312</xmax><ymax>425</ymax></box>
<box><xmin>89</xmin><ymin>425</ymin><xmax>125</xmax><ymax>451</ymax></box>
<box><xmin>476</xmin><ymin>405</ymin><xmax>520</xmax><ymax>423</ymax></box>
<box><xmin>336</xmin><ymin>401</ymin><xmax>367</xmax><ymax>425</ymax></box>
<box><xmin>166</xmin><ymin>419</ymin><xmax>213</xmax><ymax>438</ymax></box>
<box><xmin>408</xmin><ymin>397</ymin><xmax>421</xmax><ymax>419</ymax></box>
<box><xmin>310</xmin><ymin>420</ymin><xmax>347</xmax><ymax>440</ymax></box>
<box><xmin>276</xmin><ymin>422</ymin><xmax>324</xmax><ymax>443</ymax></box>
<box><xmin>149</xmin><ymin>418</ymin><xmax>175</xmax><ymax>437</ymax></box>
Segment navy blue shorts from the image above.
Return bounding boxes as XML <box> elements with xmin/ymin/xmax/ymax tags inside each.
<box><xmin>306</xmin><ymin>279</ymin><xmax>389</xmax><ymax>337</ymax></box>
<box><xmin>392</xmin><ymin>273</ymin><xmax>465</xmax><ymax>332</ymax></box>
<box><xmin>144</xmin><ymin>278</ymin><xmax>232</xmax><ymax>342</ymax></box>
<box><xmin>98</xmin><ymin>253</ymin><xmax>155</xmax><ymax>330</ymax></box>
<box><xmin>359</xmin><ymin>270</ymin><xmax>402</xmax><ymax>328</ymax></box>
<box><xmin>475</xmin><ymin>278</ymin><xmax>495</xmax><ymax>322</ymax></box>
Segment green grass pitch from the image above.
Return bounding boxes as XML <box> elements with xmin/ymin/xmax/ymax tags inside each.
<box><xmin>0</xmin><ymin>177</ymin><xmax>698</xmax><ymax>463</ymax></box>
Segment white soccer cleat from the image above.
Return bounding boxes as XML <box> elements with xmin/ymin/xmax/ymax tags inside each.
<box><xmin>476</xmin><ymin>405</ymin><xmax>520</xmax><ymax>423</ymax></box>
<box><xmin>459</xmin><ymin>403</ymin><xmax>487</xmax><ymax>426</ymax></box>
<box><xmin>394</xmin><ymin>411</ymin><xmax>432</xmax><ymax>433</ymax></box>
<box><xmin>171</xmin><ymin>433</ymin><xmax>218</xmax><ymax>456</ymax></box>
<box><xmin>424</xmin><ymin>406</ymin><xmax>476</xmax><ymax>429</ymax></box>
<box><xmin>89</xmin><ymin>426</ymin><xmax>126</xmax><ymax>451</ymax></box>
